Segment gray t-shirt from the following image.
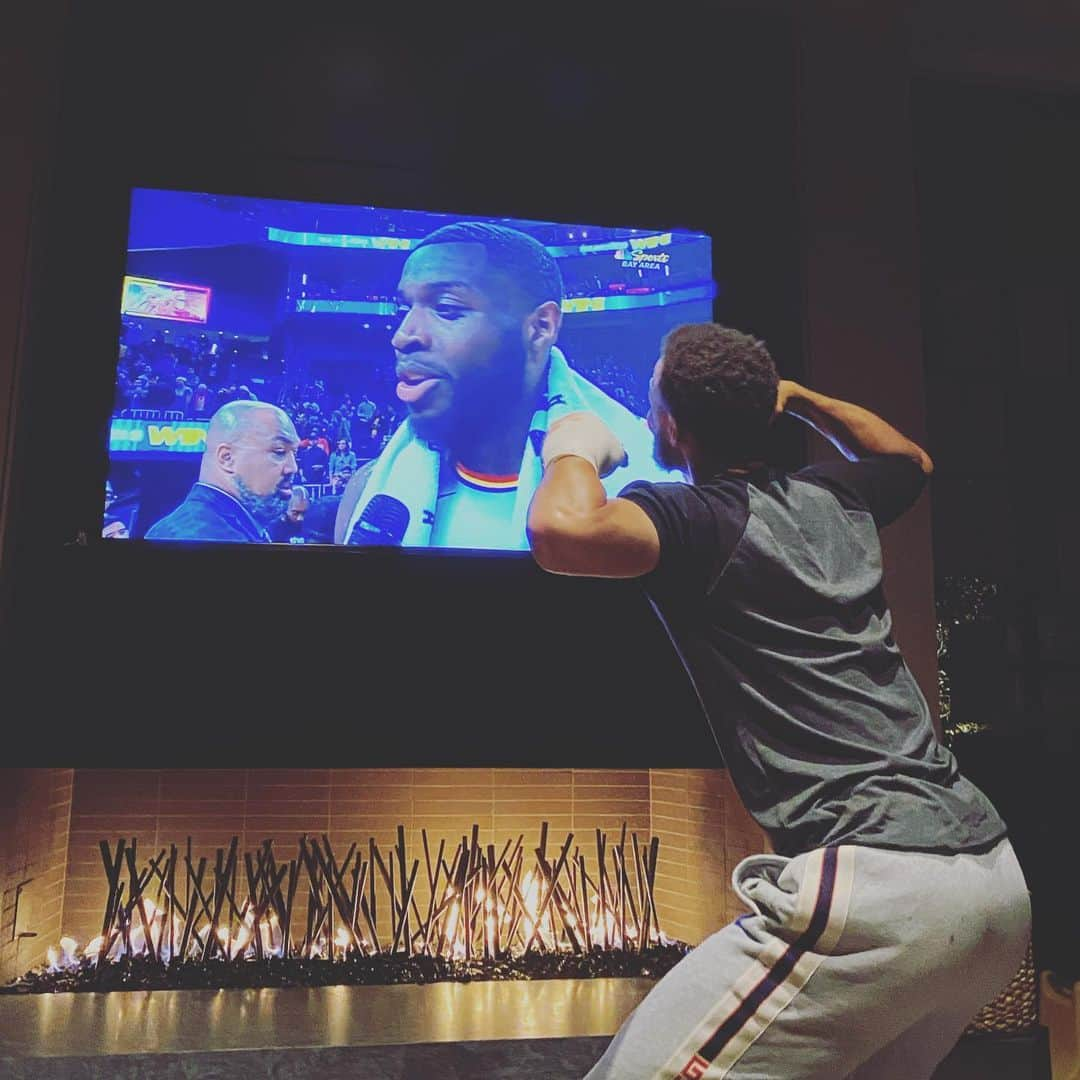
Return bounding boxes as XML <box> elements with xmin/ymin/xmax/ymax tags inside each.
<box><xmin>620</xmin><ymin>456</ymin><xmax>1006</xmax><ymax>858</ymax></box>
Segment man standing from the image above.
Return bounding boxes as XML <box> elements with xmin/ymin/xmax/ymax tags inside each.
<box><xmin>172</xmin><ymin>376</ymin><xmax>193</xmax><ymax>415</ymax></box>
<box><xmin>355</xmin><ymin>393</ymin><xmax>376</xmax><ymax>426</ymax></box>
<box><xmin>528</xmin><ymin>323</ymin><xmax>1029</xmax><ymax>1079</ymax></box>
<box><xmin>297</xmin><ymin>429</ymin><xmax>329</xmax><ymax>486</ymax></box>
<box><xmin>144</xmin><ymin>400</ymin><xmax>299</xmax><ymax>542</ymax></box>
<box><xmin>334</xmin><ymin>221</ymin><xmax>673</xmax><ymax>550</ymax></box>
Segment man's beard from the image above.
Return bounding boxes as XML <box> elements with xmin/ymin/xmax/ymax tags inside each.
<box><xmin>652</xmin><ymin>429</ymin><xmax>684</xmax><ymax>471</ymax></box>
<box><xmin>235</xmin><ymin>477</ymin><xmax>289</xmax><ymax>527</ymax></box>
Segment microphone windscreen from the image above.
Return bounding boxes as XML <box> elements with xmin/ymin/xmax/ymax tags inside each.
<box><xmin>347</xmin><ymin>494</ymin><xmax>410</xmax><ymax>546</ymax></box>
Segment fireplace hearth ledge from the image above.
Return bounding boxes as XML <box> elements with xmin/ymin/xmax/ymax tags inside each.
<box><xmin>0</xmin><ymin>977</ymin><xmax>652</xmax><ymax>1079</ymax></box>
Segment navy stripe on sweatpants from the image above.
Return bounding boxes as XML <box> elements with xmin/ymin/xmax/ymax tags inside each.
<box><xmin>695</xmin><ymin>846</ymin><xmax>839</xmax><ymax>1064</ymax></box>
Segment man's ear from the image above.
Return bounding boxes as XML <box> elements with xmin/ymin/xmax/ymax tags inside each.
<box><xmin>523</xmin><ymin>300</ymin><xmax>562</xmax><ymax>353</ymax></box>
<box><xmin>216</xmin><ymin>442</ymin><xmax>236</xmax><ymax>475</ymax></box>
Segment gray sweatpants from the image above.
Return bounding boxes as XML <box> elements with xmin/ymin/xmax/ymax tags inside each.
<box><xmin>585</xmin><ymin>839</ymin><xmax>1030</xmax><ymax>1079</ymax></box>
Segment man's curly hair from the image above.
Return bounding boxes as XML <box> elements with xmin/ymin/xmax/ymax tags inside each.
<box><xmin>658</xmin><ymin>323</ymin><xmax>779</xmax><ymax>464</ymax></box>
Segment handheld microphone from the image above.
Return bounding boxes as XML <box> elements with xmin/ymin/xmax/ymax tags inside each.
<box><xmin>347</xmin><ymin>494</ymin><xmax>410</xmax><ymax>546</ymax></box>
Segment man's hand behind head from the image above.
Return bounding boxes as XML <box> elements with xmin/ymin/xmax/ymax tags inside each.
<box><xmin>773</xmin><ymin>379</ymin><xmax>801</xmax><ymax>423</ymax></box>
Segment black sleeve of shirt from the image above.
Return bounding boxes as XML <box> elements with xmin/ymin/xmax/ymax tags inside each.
<box><xmin>619</xmin><ymin>480</ymin><xmax>749</xmax><ymax>592</ymax></box>
<box><xmin>795</xmin><ymin>455</ymin><xmax>927</xmax><ymax>528</ymax></box>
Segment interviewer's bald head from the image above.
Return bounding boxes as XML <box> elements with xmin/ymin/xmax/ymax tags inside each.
<box><xmin>201</xmin><ymin>401</ymin><xmax>299</xmax><ymax>526</ymax></box>
<box><xmin>205</xmin><ymin>400</ymin><xmax>293</xmax><ymax>451</ymax></box>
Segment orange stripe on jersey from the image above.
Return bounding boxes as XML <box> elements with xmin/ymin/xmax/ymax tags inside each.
<box><xmin>455</xmin><ymin>462</ymin><xmax>519</xmax><ymax>491</ymax></box>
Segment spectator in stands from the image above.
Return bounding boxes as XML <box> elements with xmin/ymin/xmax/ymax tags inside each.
<box><xmin>328</xmin><ymin>464</ymin><xmax>354</xmax><ymax>496</ymax></box>
<box><xmin>313</xmin><ymin>429</ymin><xmax>332</xmax><ymax>456</ymax></box>
<box><xmin>329</xmin><ymin>408</ymin><xmax>352</xmax><ymax>448</ymax></box>
<box><xmin>191</xmin><ymin>382</ymin><xmax>212</xmax><ymax>418</ymax></box>
<box><xmin>173</xmin><ymin>376</ymin><xmax>193</xmax><ymax>415</ymax></box>
<box><xmin>124</xmin><ymin>377</ymin><xmax>141</xmax><ymax>409</ymax></box>
<box><xmin>334</xmin><ymin>221</ymin><xmax>674</xmax><ymax>549</ymax></box>
<box><xmin>144</xmin><ymin>401</ymin><xmax>299</xmax><ymax>542</ymax></box>
<box><xmin>301</xmin><ymin>491</ymin><xmax>340</xmax><ymax>544</ymax></box>
<box><xmin>132</xmin><ymin>372</ymin><xmax>153</xmax><ymax>406</ymax></box>
<box><xmin>367</xmin><ymin>412</ymin><xmax>383</xmax><ymax>453</ymax></box>
<box><xmin>356</xmin><ymin>393</ymin><xmax>376</xmax><ymax>425</ymax></box>
<box><xmin>297</xmin><ymin>429</ymin><xmax>329</xmax><ymax>485</ymax></box>
<box><xmin>328</xmin><ymin>438</ymin><xmax>357</xmax><ymax>479</ymax></box>
<box><xmin>114</xmin><ymin>371</ymin><xmax>131</xmax><ymax>412</ymax></box>
<box><xmin>144</xmin><ymin>374</ymin><xmax>169</xmax><ymax>409</ymax></box>
<box><xmin>269</xmin><ymin>484</ymin><xmax>311</xmax><ymax>543</ymax></box>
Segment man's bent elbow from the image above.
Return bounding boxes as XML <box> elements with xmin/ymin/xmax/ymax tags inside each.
<box><xmin>527</xmin><ymin>519</ymin><xmax>578</xmax><ymax>575</ymax></box>
<box><xmin>527</xmin><ymin>502</ymin><xmax>602</xmax><ymax>574</ymax></box>
<box><xmin>894</xmin><ymin>441</ymin><xmax>934</xmax><ymax>477</ymax></box>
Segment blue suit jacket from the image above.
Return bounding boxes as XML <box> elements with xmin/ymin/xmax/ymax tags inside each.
<box><xmin>143</xmin><ymin>483</ymin><xmax>270</xmax><ymax>543</ymax></box>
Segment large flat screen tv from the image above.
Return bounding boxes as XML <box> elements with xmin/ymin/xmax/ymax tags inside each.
<box><xmin>105</xmin><ymin>188</ymin><xmax>714</xmax><ymax>551</ymax></box>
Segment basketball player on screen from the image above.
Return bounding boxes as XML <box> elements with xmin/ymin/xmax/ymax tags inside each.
<box><xmin>527</xmin><ymin>322</ymin><xmax>1029</xmax><ymax>1079</ymax></box>
<box><xmin>334</xmin><ymin>222</ymin><xmax>674</xmax><ymax>550</ymax></box>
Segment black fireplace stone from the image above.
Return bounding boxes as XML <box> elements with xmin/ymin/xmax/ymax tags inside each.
<box><xmin>0</xmin><ymin>979</ymin><xmax>647</xmax><ymax>1079</ymax></box>
<box><xmin>1</xmin><ymin>1037</ymin><xmax>614</xmax><ymax>1080</ymax></box>
<box><xmin>0</xmin><ymin>979</ymin><xmax>1051</xmax><ymax>1079</ymax></box>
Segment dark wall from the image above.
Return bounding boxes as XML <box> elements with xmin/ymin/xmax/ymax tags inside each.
<box><xmin>4</xmin><ymin>6</ymin><xmax>802</xmax><ymax>765</ymax></box>
<box><xmin>795</xmin><ymin>7</ymin><xmax>940</xmax><ymax>718</ymax></box>
<box><xmin>0</xmin><ymin>4</ymin><xmax>65</xmax><ymax>615</ymax></box>
<box><xmin>915</xmin><ymin>78</ymin><xmax>1080</xmax><ymax>741</ymax></box>
<box><xmin>914</xmin><ymin>78</ymin><xmax>1080</xmax><ymax>981</ymax></box>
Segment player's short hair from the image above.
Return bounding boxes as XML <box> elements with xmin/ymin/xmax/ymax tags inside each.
<box><xmin>412</xmin><ymin>221</ymin><xmax>564</xmax><ymax>312</ymax></box>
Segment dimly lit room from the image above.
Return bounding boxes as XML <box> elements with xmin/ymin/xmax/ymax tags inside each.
<box><xmin>1</xmin><ymin>3</ymin><xmax>1077</xmax><ymax>1078</ymax></box>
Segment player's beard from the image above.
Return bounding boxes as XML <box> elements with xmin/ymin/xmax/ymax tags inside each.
<box><xmin>414</xmin><ymin>340</ymin><xmax>529</xmax><ymax>455</ymax></box>
<box><xmin>235</xmin><ymin>477</ymin><xmax>290</xmax><ymax>527</ymax></box>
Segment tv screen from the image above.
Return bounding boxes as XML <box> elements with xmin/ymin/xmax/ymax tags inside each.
<box><xmin>106</xmin><ymin>188</ymin><xmax>715</xmax><ymax>551</ymax></box>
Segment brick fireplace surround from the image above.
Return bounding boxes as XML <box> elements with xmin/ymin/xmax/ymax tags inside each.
<box><xmin>1</xmin><ymin>767</ymin><xmax>766</xmax><ymax>984</ymax></box>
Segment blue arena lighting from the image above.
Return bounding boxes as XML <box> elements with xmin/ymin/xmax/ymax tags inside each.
<box><xmin>295</xmin><ymin>299</ymin><xmax>398</xmax><ymax>315</ymax></box>
<box><xmin>267</xmin><ymin>227</ymin><xmax>414</xmax><ymax>250</ymax></box>
<box><xmin>294</xmin><ymin>283</ymin><xmax>715</xmax><ymax>316</ymax></box>
<box><xmin>559</xmin><ymin>283</ymin><xmax>716</xmax><ymax>314</ymax></box>
<box><xmin>268</xmin><ymin>223</ymin><xmax>678</xmax><ymax>261</ymax></box>
<box><xmin>546</xmin><ymin>232</ymin><xmax>678</xmax><ymax>258</ymax></box>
